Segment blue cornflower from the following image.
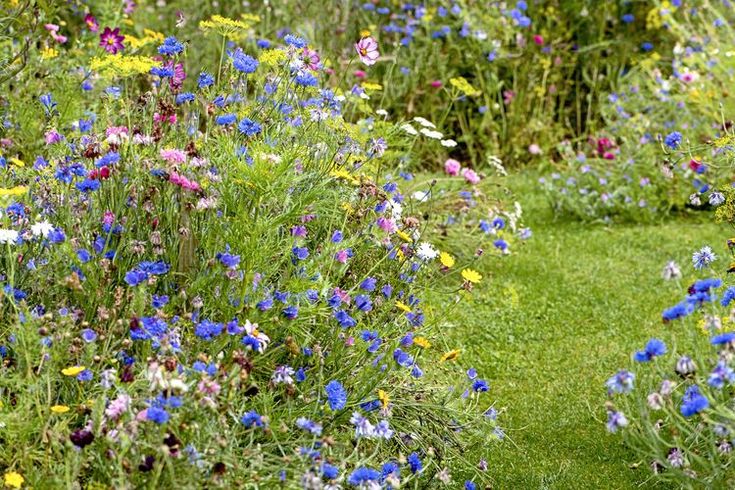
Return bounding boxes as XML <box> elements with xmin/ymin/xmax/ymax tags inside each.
<box><xmin>347</xmin><ymin>467</ymin><xmax>381</xmax><ymax>486</ymax></box>
<box><xmin>76</xmin><ymin>369</ymin><xmax>93</xmax><ymax>382</ymax></box>
<box><xmin>606</xmin><ymin>410</ymin><xmax>628</xmax><ymax>433</ymax></box>
<box><xmin>198</xmin><ymin>71</ymin><xmax>215</xmax><ymax>88</ymax></box>
<box><xmin>283</xmin><ymin>34</ymin><xmax>308</xmax><ymax>48</ymax></box>
<box><xmin>472</xmin><ymin>379</ymin><xmax>490</xmax><ymax>392</ymax></box>
<box><xmin>605</xmin><ymin>370</ymin><xmax>635</xmax><ymax>394</ymax></box>
<box><xmin>296</xmin><ymin>417</ymin><xmax>323</xmax><ymax>436</ymax></box>
<box><xmin>692</xmin><ymin>246</ymin><xmax>716</xmax><ymax>270</ymax></box>
<box><xmin>407</xmin><ymin>452</ymin><xmax>422</xmax><ymax>473</ymax></box>
<box><xmin>158</xmin><ymin>36</ymin><xmax>185</xmax><ymax>56</ymax></box>
<box><xmin>175</xmin><ymin>92</ymin><xmax>195</xmax><ymax>105</ymax></box>
<box><xmin>216</xmin><ymin>113</ymin><xmax>237</xmax><ymax>126</ymax></box>
<box><xmin>708</xmin><ymin>361</ymin><xmax>735</xmax><ymax>389</ymax></box>
<box><xmin>151</xmin><ymin>66</ymin><xmax>175</xmax><ymax>78</ymax></box>
<box><xmin>241</xmin><ymin>410</ymin><xmax>265</xmax><ymax>428</ymax></box>
<box><xmin>76</xmin><ymin>179</ymin><xmax>100</xmax><ymax>193</ymax></box>
<box><xmin>465</xmin><ymin>482</ymin><xmax>477</xmax><ymax>490</ymax></box>
<box><xmin>81</xmin><ymin>329</ymin><xmax>97</xmax><ymax>343</ymax></box>
<box><xmin>325</xmin><ymin>380</ymin><xmax>347</xmax><ymax>410</ymax></box>
<box><xmin>633</xmin><ymin>338</ymin><xmax>667</xmax><ymax>362</ymax></box>
<box><xmin>360</xmin><ymin>277</ymin><xmax>377</xmax><ymax>291</ymax></box>
<box><xmin>194</xmin><ymin>320</ymin><xmax>223</xmax><ymax>341</ymax></box>
<box><xmin>722</xmin><ymin>287</ymin><xmax>735</xmax><ymax>307</ymax></box>
<box><xmin>216</xmin><ymin>250</ymin><xmax>241</xmax><ymax>268</ymax></box>
<box><xmin>712</xmin><ymin>332</ymin><xmax>735</xmax><ymax>345</ymax></box>
<box><xmin>334</xmin><ymin>310</ymin><xmax>357</xmax><ymax>328</ymax></box>
<box><xmin>691</xmin><ymin>278</ymin><xmax>722</xmax><ymax>293</ymax></box>
<box><xmin>257</xmin><ymin>39</ymin><xmax>271</xmax><ymax>49</ymax></box>
<box><xmin>147</xmin><ymin>406</ymin><xmax>170</xmax><ymax>424</ymax></box>
<box><xmin>321</xmin><ymin>463</ymin><xmax>339</xmax><ymax>479</ymax></box>
<box><xmin>292</xmin><ymin>246</ymin><xmax>309</xmax><ymax>260</ymax></box>
<box><xmin>294</xmin><ymin>72</ymin><xmax>318</xmax><ymax>87</ymax></box>
<box><xmin>621</xmin><ymin>14</ymin><xmax>635</xmax><ymax>23</ymax></box>
<box><xmin>283</xmin><ymin>306</ymin><xmax>299</xmax><ymax>320</ymax></box>
<box><xmin>393</xmin><ymin>348</ymin><xmax>414</xmax><ymax>368</ymax></box>
<box><xmin>230</xmin><ymin>49</ymin><xmax>259</xmax><ymax>74</ymax></box>
<box><xmin>238</xmin><ymin>118</ymin><xmax>262</xmax><ymax>137</ymax></box>
<box><xmin>680</xmin><ymin>385</ymin><xmax>708</xmax><ymax>417</ymax></box>
<box><xmin>662</xmin><ymin>301</ymin><xmax>695</xmax><ymax>322</ymax></box>
<box><xmin>355</xmin><ymin>294</ymin><xmax>373</xmax><ymax>312</ymax></box>
<box><xmin>664</xmin><ymin>131</ymin><xmax>683</xmax><ymax>149</ymax></box>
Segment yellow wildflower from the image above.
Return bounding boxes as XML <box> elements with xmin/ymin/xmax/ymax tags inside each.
<box><xmin>461</xmin><ymin>268</ymin><xmax>482</xmax><ymax>284</ymax></box>
<box><xmin>3</xmin><ymin>472</ymin><xmax>23</xmax><ymax>489</ymax></box>
<box><xmin>449</xmin><ymin>77</ymin><xmax>481</xmax><ymax>97</ymax></box>
<box><xmin>361</xmin><ymin>82</ymin><xmax>383</xmax><ymax>91</ymax></box>
<box><xmin>395</xmin><ymin>230</ymin><xmax>412</xmax><ymax>243</ymax></box>
<box><xmin>440</xmin><ymin>349</ymin><xmax>461</xmax><ymax>362</ymax></box>
<box><xmin>90</xmin><ymin>55</ymin><xmax>159</xmax><ymax>78</ymax></box>
<box><xmin>40</xmin><ymin>47</ymin><xmax>58</xmax><ymax>60</ymax></box>
<box><xmin>258</xmin><ymin>49</ymin><xmax>287</xmax><ymax>66</ymax></box>
<box><xmin>330</xmin><ymin>168</ymin><xmax>359</xmax><ymax>185</ymax></box>
<box><xmin>199</xmin><ymin>14</ymin><xmax>259</xmax><ymax>37</ymax></box>
<box><xmin>414</xmin><ymin>336</ymin><xmax>431</xmax><ymax>348</ymax></box>
<box><xmin>395</xmin><ymin>300</ymin><xmax>412</xmax><ymax>313</ymax></box>
<box><xmin>360</xmin><ymin>29</ymin><xmax>371</xmax><ymax>38</ymax></box>
<box><xmin>439</xmin><ymin>252</ymin><xmax>455</xmax><ymax>268</ymax></box>
<box><xmin>0</xmin><ymin>186</ymin><xmax>28</xmax><ymax>197</ymax></box>
<box><xmin>378</xmin><ymin>389</ymin><xmax>389</xmax><ymax>409</ymax></box>
<box><xmin>61</xmin><ymin>366</ymin><xmax>86</xmax><ymax>377</ymax></box>
<box><xmin>51</xmin><ymin>405</ymin><xmax>70</xmax><ymax>414</ymax></box>
<box><xmin>8</xmin><ymin>157</ymin><xmax>24</xmax><ymax>167</ymax></box>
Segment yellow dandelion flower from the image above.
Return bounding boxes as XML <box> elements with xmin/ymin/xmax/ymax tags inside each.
<box><xmin>439</xmin><ymin>252</ymin><xmax>455</xmax><ymax>268</ymax></box>
<box><xmin>3</xmin><ymin>472</ymin><xmax>23</xmax><ymax>489</ymax></box>
<box><xmin>440</xmin><ymin>349</ymin><xmax>460</xmax><ymax>362</ymax></box>
<box><xmin>378</xmin><ymin>389</ymin><xmax>389</xmax><ymax>409</ymax></box>
<box><xmin>414</xmin><ymin>336</ymin><xmax>431</xmax><ymax>348</ymax></box>
<box><xmin>395</xmin><ymin>230</ymin><xmax>412</xmax><ymax>243</ymax></box>
<box><xmin>51</xmin><ymin>405</ymin><xmax>70</xmax><ymax>414</ymax></box>
<box><xmin>461</xmin><ymin>268</ymin><xmax>482</xmax><ymax>284</ymax></box>
<box><xmin>61</xmin><ymin>366</ymin><xmax>85</xmax><ymax>377</ymax></box>
<box><xmin>395</xmin><ymin>300</ymin><xmax>412</xmax><ymax>313</ymax></box>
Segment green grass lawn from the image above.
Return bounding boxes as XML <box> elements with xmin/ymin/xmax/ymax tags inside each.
<box><xmin>451</xmin><ymin>174</ymin><xmax>726</xmax><ymax>488</ymax></box>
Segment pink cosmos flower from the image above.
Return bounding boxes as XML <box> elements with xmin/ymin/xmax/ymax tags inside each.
<box><xmin>84</xmin><ymin>14</ymin><xmax>99</xmax><ymax>33</ymax></box>
<box><xmin>444</xmin><ymin>158</ymin><xmax>461</xmax><ymax>176</ymax></box>
<box><xmin>354</xmin><ymin>70</ymin><xmax>366</xmax><ymax>79</ymax></box>
<box><xmin>430</xmin><ymin>80</ymin><xmax>443</xmax><ymax>88</ymax></box>
<box><xmin>533</xmin><ymin>35</ymin><xmax>544</xmax><ymax>45</ymax></box>
<box><xmin>462</xmin><ymin>168</ymin><xmax>481</xmax><ymax>185</ymax></box>
<box><xmin>355</xmin><ymin>37</ymin><xmax>379</xmax><ymax>66</ymax></box>
<box><xmin>302</xmin><ymin>47</ymin><xmax>320</xmax><ymax>71</ymax></box>
<box><xmin>99</xmin><ymin>27</ymin><xmax>124</xmax><ymax>54</ymax></box>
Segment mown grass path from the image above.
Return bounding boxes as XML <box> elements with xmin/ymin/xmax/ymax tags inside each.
<box><xmin>451</xmin><ymin>176</ymin><xmax>724</xmax><ymax>488</ymax></box>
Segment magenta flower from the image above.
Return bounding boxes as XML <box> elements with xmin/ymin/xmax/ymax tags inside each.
<box><xmin>100</xmin><ymin>27</ymin><xmax>124</xmax><ymax>54</ymax></box>
<box><xmin>354</xmin><ymin>37</ymin><xmax>379</xmax><ymax>66</ymax></box>
<box><xmin>84</xmin><ymin>14</ymin><xmax>99</xmax><ymax>33</ymax></box>
<box><xmin>462</xmin><ymin>168</ymin><xmax>481</xmax><ymax>185</ymax></box>
<box><xmin>444</xmin><ymin>158</ymin><xmax>461</xmax><ymax>176</ymax></box>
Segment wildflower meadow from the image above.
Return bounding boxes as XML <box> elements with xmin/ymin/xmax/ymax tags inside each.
<box><xmin>3</xmin><ymin>0</ymin><xmax>735</xmax><ymax>488</ymax></box>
